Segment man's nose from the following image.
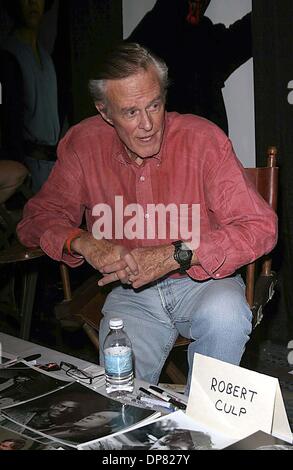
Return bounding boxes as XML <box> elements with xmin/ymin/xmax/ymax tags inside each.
<box><xmin>139</xmin><ymin>110</ymin><xmax>153</xmax><ymax>131</ymax></box>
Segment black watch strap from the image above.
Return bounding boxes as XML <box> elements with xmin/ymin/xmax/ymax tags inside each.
<box><xmin>172</xmin><ymin>240</ymin><xmax>193</xmax><ymax>274</ymax></box>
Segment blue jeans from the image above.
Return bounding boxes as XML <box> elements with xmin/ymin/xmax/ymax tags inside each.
<box><xmin>99</xmin><ymin>274</ymin><xmax>252</xmax><ymax>394</ymax></box>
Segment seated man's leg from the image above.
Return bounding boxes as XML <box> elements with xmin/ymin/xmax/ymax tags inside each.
<box><xmin>174</xmin><ymin>275</ymin><xmax>252</xmax><ymax>394</ymax></box>
<box><xmin>99</xmin><ymin>283</ymin><xmax>178</xmax><ymax>384</ymax></box>
<box><xmin>0</xmin><ymin>161</ymin><xmax>28</xmax><ymax>204</ymax></box>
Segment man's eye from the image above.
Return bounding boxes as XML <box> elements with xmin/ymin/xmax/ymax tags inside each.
<box><xmin>126</xmin><ymin>110</ymin><xmax>137</xmax><ymax>117</ymax></box>
<box><xmin>149</xmin><ymin>102</ymin><xmax>160</xmax><ymax>111</ymax></box>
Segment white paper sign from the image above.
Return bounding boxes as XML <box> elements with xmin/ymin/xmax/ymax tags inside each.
<box><xmin>187</xmin><ymin>353</ymin><xmax>292</xmax><ymax>443</ymax></box>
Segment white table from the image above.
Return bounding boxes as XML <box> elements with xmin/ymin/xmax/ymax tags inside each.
<box><xmin>0</xmin><ymin>333</ymin><xmax>177</xmax><ymax>408</ymax></box>
<box><xmin>0</xmin><ymin>332</ymin><xmax>93</xmax><ymax>377</ymax></box>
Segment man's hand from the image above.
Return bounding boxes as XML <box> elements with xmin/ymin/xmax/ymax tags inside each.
<box><xmin>71</xmin><ymin>232</ymin><xmax>138</xmax><ymax>284</ymax></box>
<box><xmin>98</xmin><ymin>245</ymin><xmax>179</xmax><ymax>288</ymax></box>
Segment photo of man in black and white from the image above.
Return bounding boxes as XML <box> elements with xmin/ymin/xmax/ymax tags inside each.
<box><xmin>0</xmin><ymin>363</ymin><xmax>67</xmax><ymax>408</ymax></box>
<box><xmin>2</xmin><ymin>382</ymin><xmax>155</xmax><ymax>445</ymax></box>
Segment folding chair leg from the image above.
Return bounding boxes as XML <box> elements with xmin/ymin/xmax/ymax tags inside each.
<box><xmin>164</xmin><ymin>360</ymin><xmax>187</xmax><ymax>385</ymax></box>
<box><xmin>82</xmin><ymin>323</ymin><xmax>100</xmax><ymax>352</ymax></box>
<box><xmin>19</xmin><ymin>266</ymin><xmax>38</xmax><ymax>340</ymax></box>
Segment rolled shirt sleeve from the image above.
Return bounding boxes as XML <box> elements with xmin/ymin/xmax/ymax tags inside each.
<box><xmin>17</xmin><ymin>129</ymin><xmax>86</xmax><ymax>267</ymax></box>
<box><xmin>188</xmin><ymin>139</ymin><xmax>278</xmax><ymax>280</ymax></box>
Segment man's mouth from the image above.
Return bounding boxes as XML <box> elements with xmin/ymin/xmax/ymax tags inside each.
<box><xmin>138</xmin><ymin>135</ymin><xmax>155</xmax><ymax>143</ymax></box>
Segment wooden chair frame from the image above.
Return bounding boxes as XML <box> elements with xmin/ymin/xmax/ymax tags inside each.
<box><xmin>244</xmin><ymin>147</ymin><xmax>278</xmax><ymax>328</ymax></box>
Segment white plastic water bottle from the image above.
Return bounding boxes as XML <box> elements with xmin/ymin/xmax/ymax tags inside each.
<box><xmin>103</xmin><ymin>318</ymin><xmax>134</xmax><ymax>394</ymax></box>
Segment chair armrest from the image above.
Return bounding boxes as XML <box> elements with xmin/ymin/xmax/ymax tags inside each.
<box><xmin>251</xmin><ymin>271</ymin><xmax>278</xmax><ymax>328</ymax></box>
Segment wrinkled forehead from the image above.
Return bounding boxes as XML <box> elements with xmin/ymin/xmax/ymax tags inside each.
<box><xmin>105</xmin><ymin>67</ymin><xmax>162</xmax><ymax>104</ymax></box>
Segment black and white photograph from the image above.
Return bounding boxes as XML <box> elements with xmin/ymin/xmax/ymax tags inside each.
<box><xmin>0</xmin><ymin>362</ymin><xmax>69</xmax><ymax>408</ymax></box>
<box><xmin>85</xmin><ymin>423</ymin><xmax>214</xmax><ymax>451</ymax></box>
<box><xmin>2</xmin><ymin>382</ymin><xmax>157</xmax><ymax>446</ymax></box>
<box><xmin>0</xmin><ymin>424</ymin><xmax>68</xmax><ymax>450</ymax></box>
<box><xmin>0</xmin><ymin>415</ymin><xmax>75</xmax><ymax>450</ymax></box>
<box><xmin>79</xmin><ymin>410</ymin><xmax>232</xmax><ymax>450</ymax></box>
<box><xmin>224</xmin><ymin>431</ymin><xmax>293</xmax><ymax>451</ymax></box>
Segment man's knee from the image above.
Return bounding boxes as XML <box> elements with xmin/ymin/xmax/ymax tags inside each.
<box><xmin>0</xmin><ymin>161</ymin><xmax>29</xmax><ymax>204</ymax></box>
<box><xmin>0</xmin><ymin>161</ymin><xmax>28</xmax><ymax>189</ymax></box>
<box><xmin>192</xmin><ymin>282</ymin><xmax>251</xmax><ymax>335</ymax></box>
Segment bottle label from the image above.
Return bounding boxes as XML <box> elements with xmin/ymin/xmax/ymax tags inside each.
<box><xmin>104</xmin><ymin>346</ymin><xmax>132</xmax><ymax>376</ymax></box>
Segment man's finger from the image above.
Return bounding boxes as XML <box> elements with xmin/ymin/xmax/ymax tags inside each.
<box><xmin>98</xmin><ymin>273</ymin><xmax>119</xmax><ymax>286</ymax></box>
<box><xmin>116</xmin><ymin>269</ymin><xmax>130</xmax><ymax>284</ymax></box>
<box><xmin>101</xmin><ymin>253</ymin><xmax>138</xmax><ymax>275</ymax></box>
<box><xmin>100</xmin><ymin>260</ymin><xmax>127</xmax><ymax>274</ymax></box>
<box><xmin>132</xmin><ymin>279</ymin><xmax>145</xmax><ymax>289</ymax></box>
<box><xmin>123</xmin><ymin>253</ymin><xmax>139</xmax><ymax>275</ymax></box>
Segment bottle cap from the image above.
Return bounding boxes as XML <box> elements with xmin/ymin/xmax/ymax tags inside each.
<box><xmin>109</xmin><ymin>318</ymin><xmax>123</xmax><ymax>329</ymax></box>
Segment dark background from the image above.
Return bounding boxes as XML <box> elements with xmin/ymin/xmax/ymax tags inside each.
<box><xmin>252</xmin><ymin>0</ymin><xmax>293</xmax><ymax>344</ymax></box>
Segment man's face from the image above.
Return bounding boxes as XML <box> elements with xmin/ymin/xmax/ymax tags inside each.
<box><xmin>75</xmin><ymin>411</ymin><xmax>119</xmax><ymax>430</ymax></box>
<box><xmin>0</xmin><ymin>441</ymin><xmax>15</xmax><ymax>450</ymax></box>
<box><xmin>97</xmin><ymin>66</ymin><xmax>165</xmax><ymax>164</ymax></box>
<box><xmin>48</xmin><ymin>400</ymin><xmax>79</xmax><ymax>422</ymax></box>
<box><xmin>19</xmin><ymin>0</ymin><xmax>45</xmax><ymax>29</ymax></box>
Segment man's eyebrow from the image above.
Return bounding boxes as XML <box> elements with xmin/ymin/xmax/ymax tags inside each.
<box><xmin>148</xmin><ymin>95</ymin><xmax>163</xmax><ymax>105</ymax></box>
<box><xmin>121</xmin><ymin>95</ymin><xmax>163</xmax><ymax>113</ymax></box>
<box><xmin>121</xmin><ymin>105</ymin><xmax>137</xmax><ymax>113</ymax></box>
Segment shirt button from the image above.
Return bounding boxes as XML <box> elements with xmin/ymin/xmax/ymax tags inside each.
<box><xmin>145</xmin><ymin>213</ymin><xmax>150</xmax><ymax>219</ymax></box>
<box><xmin>215</xmin><ymin>274</ymin><xmax>220</xmax><ymax>278</ymax></box>
<box><xmin>140</xmin><ymin>176</ymin><xmax>145</xmax><ymax>182</ymax></box>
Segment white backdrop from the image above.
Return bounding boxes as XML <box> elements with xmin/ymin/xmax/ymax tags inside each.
<box><xmin>123</xmin><ymin>0</ymin><xmax>255</xmax><ymax>167</ymax></box>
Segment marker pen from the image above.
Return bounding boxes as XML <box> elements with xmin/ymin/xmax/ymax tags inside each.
<box><xmin>148</xmin><ymin>386</ymin><xmax>187</xmax><ymax>410</ymax></box>
<box><xmin>149</xmin><ymin>385</ymin><xmax>187</xmax><ymax>405</ymax></box>
<box><xmin>138</xmin><ymin>396</ymin><xmax>174</xmax><ymax>410</ymax></box>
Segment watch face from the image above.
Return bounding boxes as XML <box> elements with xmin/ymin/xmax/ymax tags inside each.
<box><xmin>179</xmin><ymin>250</ymin><xmax>190</xmax><ymax>262</ymax></box>
<box><xmin>173</xmin><ymin>241</ymin><xmax>192</xmax><ymax>271</ymax></box>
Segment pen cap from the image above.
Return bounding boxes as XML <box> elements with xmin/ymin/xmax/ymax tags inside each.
<box><xmin>23</xmin><ymin>354</ymin><xmax>42</xmax><ymax>362</ymax></box>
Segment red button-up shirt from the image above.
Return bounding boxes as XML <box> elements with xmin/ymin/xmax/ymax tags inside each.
<box><xmin>17</xmin><ymin>112</ymin><xmax>277</xmax><ymax>281</ymax></box>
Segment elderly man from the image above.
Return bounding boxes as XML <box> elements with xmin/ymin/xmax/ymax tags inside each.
<box><xmin>17</xmin><ymin>43</ymin><xmax>277</xmax><ymax>393</ymax></box>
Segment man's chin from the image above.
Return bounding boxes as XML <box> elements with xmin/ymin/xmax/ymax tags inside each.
<box><xmin>137</xmin><ymin>144</ymin><xmax>162</xmax><ymax>159</ymax></box>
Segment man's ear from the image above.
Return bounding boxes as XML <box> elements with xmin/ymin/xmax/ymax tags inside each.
<box><xmin>95</xmin><ymin>103</ymin><xmax>113</xmax><ymax>125</ymax></box>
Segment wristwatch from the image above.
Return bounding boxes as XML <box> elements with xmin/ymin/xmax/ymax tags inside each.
<box><xmin>172</xmin><ymin>240</ymin><xmax>193</xmax><ymax>274</ymax></box>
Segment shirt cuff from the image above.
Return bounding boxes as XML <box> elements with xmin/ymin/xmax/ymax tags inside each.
<box><xmin>192</xmin><ymin>239</ymin><xmax>226</xmax><ymax>278</ymax></box>
<box><xmin>40</xmin><ymin>225</ymin><xmax>85</xmax><ymax>268</ymax></box>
